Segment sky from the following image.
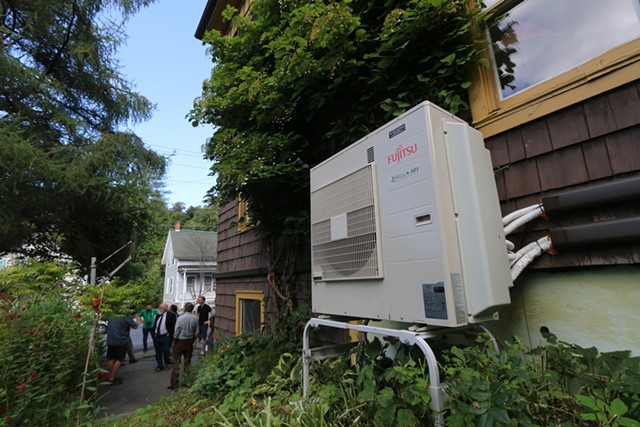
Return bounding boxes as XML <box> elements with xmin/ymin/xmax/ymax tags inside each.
<box><xmin>116</xmin><ymin>1</ymin><xmax>216</xmax><ymax>208</ymax></box>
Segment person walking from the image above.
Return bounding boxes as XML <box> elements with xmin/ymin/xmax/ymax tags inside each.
<box><xmin>138</xmin><ymin>303</ymin><xmax>158</xmax><ymax>353</ymax></box>
<box><xmin>152</xmin><ymin>303</ymin><xmax>176</xmax><ymax>372</ymax></box>
<box><xmin>124</xmin><ymin>336</ymin><xmax>138</xmax><ymax>364</ymax></box>
<box><xmin>170</xmin><ymin>304</ymin><xmax>179</xmax><ymax>317</ymax></box>
<box><xmin>196</xmin><ymin>296</ymin><xmax>212</xmax><ymax>349</ymax></box>
<box><xmin>203</xmin><ymin>307</ymin><xmax>216</xmax><ymax>356</ymax></box>
<box><xmin>168</xmin><ymin>302</ymin><xmax>198</xmax><ymax>390</ymax></box>
<box><xmin>106</xmin><ymin>312</ymin><xmax>141</xmax><ymax>386</ymax></box>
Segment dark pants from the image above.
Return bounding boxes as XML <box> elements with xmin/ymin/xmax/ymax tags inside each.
<box><xmin>170</xmin><ymin>338</ymin><xmax>194</xmax><ymax>388</ymax></box>
<box><xmin>126</xmin><ymin>337</ymin><xmax>135</xmax><ymax>361</ymax></box>
<box><xmin>142</xmin><ymin>328</ymin><xmax>152</xmax><ymax>351</ymax></box>
<box><xmin>154</xmin><ymin>335</ymin><xmax>172</xmax><ymax>368</ymax></box>
<box><xmin>198</xmin><ymin>323</ymin><xmax>208</xmax><ymax>342</ymax></box>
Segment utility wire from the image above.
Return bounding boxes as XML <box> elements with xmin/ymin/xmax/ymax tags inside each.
<box><xmin>146</xmin><ymin>143</ymin><xmax>204</xmax><ymax>155</ymax></box>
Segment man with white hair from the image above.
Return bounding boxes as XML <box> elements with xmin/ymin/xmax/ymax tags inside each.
<box><xmin>152</xmin><ymin>303</ymin><xmax>176</xmax><ymax>372</ymax></box>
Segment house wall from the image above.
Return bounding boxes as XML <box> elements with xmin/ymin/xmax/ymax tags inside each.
<box><xmin>485</xmin><ymin>80</ymin><xmax>640</xmax><ymax>270</ymax></box>
<box><xmin>483</xmin><ymin>80</ymin><xmax>640</xmax><ymax>354</ymax></box>
<box><xmin>214</xmin><ymin>200</ymin><xmax>312</xmax><ymax>337</ymax></box>
<box><xmin>214</xmin><ymin>200</ymin><xmax>270</xmax><ymax>337</ymax></box>
<box><xmin>198</xmin><ymin>4</ymin><xmax>639</xmax><ymax>352</ymax></box>
<box><xmin>490</xmin><ymin>266</ymin><xmax>640</xmax><ymax>355</ymax></box>
<box><xmin>163</xmin><ymin>258</ymin><xmax>216</xmax><ymax>309</ymax></box>
<box><xmin>164</xmin><ymin>260</ymin><xmax>178</xmax><ymax>303</ymax></box>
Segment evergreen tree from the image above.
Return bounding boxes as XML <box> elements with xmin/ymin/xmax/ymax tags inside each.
<box><xmin>0</xmin><ymin>0</ymin><xmax>165</xmax><ymax>270</ymax></box>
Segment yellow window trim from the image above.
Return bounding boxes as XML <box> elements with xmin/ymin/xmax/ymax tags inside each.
<box><xmin>237</xmin><ymin>196</ymin><xmax>254</xmax><ymax>233</ymax></box>
<box><xmin>470</xmin><ymin>37</ymin><xmax>640</xmax><ymax>138</ymax></box>
<box><xmin>234</xmin><ymin>290</ymin><xmax>265</xmax><ymax>336</ymax></box>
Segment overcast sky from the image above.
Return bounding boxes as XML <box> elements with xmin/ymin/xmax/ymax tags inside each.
<box><xmin>117</xmin><ymin>1</ymin><xmax>215</xmax><ymax>208</ymax></box>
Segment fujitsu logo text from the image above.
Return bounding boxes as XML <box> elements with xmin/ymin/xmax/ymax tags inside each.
<box><xmin>387</xmin><ymin>144</ymin><xmax>418</xmax><ymax>164</ymax></box>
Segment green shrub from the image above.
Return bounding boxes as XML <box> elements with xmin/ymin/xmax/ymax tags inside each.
<box><xmin>234</xmin><ymin>337</ymin><xmax>434</xmax><ymax>426</ymax></box>
<box><xmin>443</xmin><ymin>337</ymin><xmax>579</xmax><ymax>426</ymax></box>
<box><xmin>534</xmin><ymin>335</ymin><xmax>640</xmax><ymax>426</ymax></box>
<box><xmin>105</xmin><ymin>330</ymin><xmax>640</xmax><ymax>426</ymax></box>
<box><xmin>189</xmin><ymin>330</ymin><xmax>300</xmax><ymax>414</ymax></box>
<box><xmin>444</xmin><ymin>335</ymin><xmax>640</xmax><ymax>427</ymax></box>
<box><xmin>0</xmin><ymin>292</ymin><xmax>101</xmax><ymax>426</ymax></box>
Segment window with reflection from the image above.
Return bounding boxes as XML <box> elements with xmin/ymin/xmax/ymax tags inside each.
<box><xmin>235</xmin><ymin>291</ymin><xmax>264</xmax><ymax>335</ymax></box>
<box><xmin>241</xmin><ymin>299</ymin><xmax>261</xmax><ymax>333</ymax></box>
<box><xmin>487</xmin><ymin>0</ymin><xmax>640</xmax><ymax>99</ymax></box>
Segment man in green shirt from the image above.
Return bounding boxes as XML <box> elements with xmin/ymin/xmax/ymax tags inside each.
<box><xmin>138</xmin><ymin>303</ymin><xmax>158</xmax><ymax>352</ymax></box>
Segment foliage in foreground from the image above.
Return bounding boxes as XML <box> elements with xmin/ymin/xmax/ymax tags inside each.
<box><xmin>0</xmin><ymin>292</ymin><xmax>101</xmax><ymax>426</ymax></box>
<box><xmin>108</xmin><ymin>331</ymin><xmax>640</xmax><ymax>427</ymax></box>
<box><xmin>0</xmin><ymin>259</ymin><xmax>104</xmax><ymax>426</ymax></box>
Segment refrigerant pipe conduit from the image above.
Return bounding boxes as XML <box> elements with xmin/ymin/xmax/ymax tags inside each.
<box><xmin>503</xmin><ymin>175</ymin><xmax>640</xmax><ymax>282</ymax></box>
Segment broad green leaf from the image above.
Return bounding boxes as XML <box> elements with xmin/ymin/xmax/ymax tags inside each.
<box><xmin>609</xmin><ymin>398</ymin><xmax>629</xmax><ymax>417</ymax></box>
<box><xmin>377</xmin><ymin>387</ymin><xmax>395</xmax><ymax>408</ymax></box>
<box><xmin>441</xmin><ymin>53</ymin><xmax>456</xmax><ymax>65</ymax></box>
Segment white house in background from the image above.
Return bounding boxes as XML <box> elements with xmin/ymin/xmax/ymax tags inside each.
<box><xmin>161</xmin><ymin>223</ymin><xmax>217</xmax><ymax>309</ymax></box>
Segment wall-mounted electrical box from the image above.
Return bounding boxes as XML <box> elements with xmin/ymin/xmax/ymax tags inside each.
<box><xmin>310</xmin><ymin>102</ymin><xmax>512</xmax><ymax>327</ymax></box>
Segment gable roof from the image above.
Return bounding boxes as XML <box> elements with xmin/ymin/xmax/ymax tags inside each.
<box><xmin>162</xmin><ymin>229</ymin><xmax>218</xmax><ymax>264</ymax></box>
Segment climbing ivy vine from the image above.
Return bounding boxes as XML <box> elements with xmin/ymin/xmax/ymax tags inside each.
<box><xmin>191</xmin><ymin>0</ymin><xmax>488</xmax><ymax>327</ymax></box>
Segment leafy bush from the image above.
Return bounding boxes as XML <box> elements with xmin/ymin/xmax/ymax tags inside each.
<box><xmin>0</xmin><ymin>293</ymin><xmax>101</xmax><ymax>426</ymax></box>
<box><xmin>444</xmin><ymin>335</ymin><xmax>640</xmax><ymax>427</ymax></box>
<box><xmin>0</xmin><ymin>259</ymin><xmax>102</xmax><ymax>426</ymax></box>
<box><xmin>192</xmin><ymin>0</ymin><xmax>488</xmax><ymax>243</ymax></box>
<box><xmin>535</xmin><ymin>335</ymin><xmax>640</xmax><ymax>426</ymax></box>
<box><xmin>444</xmin><ymin>337</ymin><xmax>579</xmax><ymax>426</ymax></box>
<box><xmin>189</xmin><ymin>330</ymin><xmax>300</xmax><ymax>412</ymax></box>
<box><xmin>107</xmin><ymin>331</ymin><xmax>640</xmax><ymax>426</ymax></box>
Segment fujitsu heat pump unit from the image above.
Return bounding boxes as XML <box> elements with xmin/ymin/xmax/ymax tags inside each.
<box><xmin>310</xmin><ymin>102</ymin><xmax>512</xmax><ymax>327</ymax></box>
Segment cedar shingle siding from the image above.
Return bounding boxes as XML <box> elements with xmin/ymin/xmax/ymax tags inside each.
<box><xmin>214</xmin><ymin>200</ymin><xmax>311</xmax><ymax>337</ymax></box>
<box><xmin>214</xmin><ymin>201</ymin><xmax>270</xmax><ymax>337</ymax></box>
<box><xmin>486</xmin><ymin>80</ymin><xmax>640</xmax><ymax>269</ymax></box>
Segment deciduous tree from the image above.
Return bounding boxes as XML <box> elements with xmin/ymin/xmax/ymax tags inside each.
<box><xmin>191</xmin><ymin>0</ymin><xmax>486</xmax><ymax>326</ymax></box>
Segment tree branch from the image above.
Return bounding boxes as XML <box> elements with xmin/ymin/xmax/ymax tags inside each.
<box><xmin>45</xmin><ymin>1</ymin><xmax>77</xmax><ymax>76</ymax></box>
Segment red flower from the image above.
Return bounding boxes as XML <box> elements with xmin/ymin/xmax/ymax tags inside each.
<box><xmin>29</xmin><ymin>371</ymin><xmax>37</xmax><ymax>379</ymax></box>
<box><xmin>15</xmin><ymin>381</ymin><xmax>26</xmax><ymax>394</ymax></box>
<box><xmin>0</xmin><ymin>405</ymin><xmax>6</xmax><ymax>415</ymax></box>
<box><xmin>92</xmin><ymin>295</ymin><xmax>103</xmax><ymax>311</ymax></box>
<box><xmin>73</xmin><ymin>314</ymin><xmax>82</xmax><ymax>319</ymax></box>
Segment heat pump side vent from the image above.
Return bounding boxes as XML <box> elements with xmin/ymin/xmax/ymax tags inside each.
<box><xmin>311</xmin><ymin>164</ymin><xmax>382</xmax><ymax>280</ymax></box>
<box><xmin>367</xmin><ymin>146</ymin><xmax>375</xmax><ymax>163</ymax></box>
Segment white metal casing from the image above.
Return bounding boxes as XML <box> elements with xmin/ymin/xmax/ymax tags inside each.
<box><xmin>310</xmin><ymin>102</ymin><xmax>512</xmax><ymax>327</ymax></box>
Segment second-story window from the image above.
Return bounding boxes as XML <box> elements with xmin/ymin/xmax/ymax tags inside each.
<box><xmin>488</xmin><ymin>0</ymin><xmax>640</xmax><ymax>99</ymax></box>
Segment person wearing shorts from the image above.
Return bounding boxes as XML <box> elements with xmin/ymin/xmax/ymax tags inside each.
<box><xmin>106</xmin><ymin>314</ymin><xmax>140</xmax><ymax>385</ymax></box>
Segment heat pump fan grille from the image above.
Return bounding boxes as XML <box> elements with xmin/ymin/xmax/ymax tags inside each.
<box><xmin>311</xmin><ymin>164</ymin><xmax>381</xmax><ymax>280</ymax></box>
